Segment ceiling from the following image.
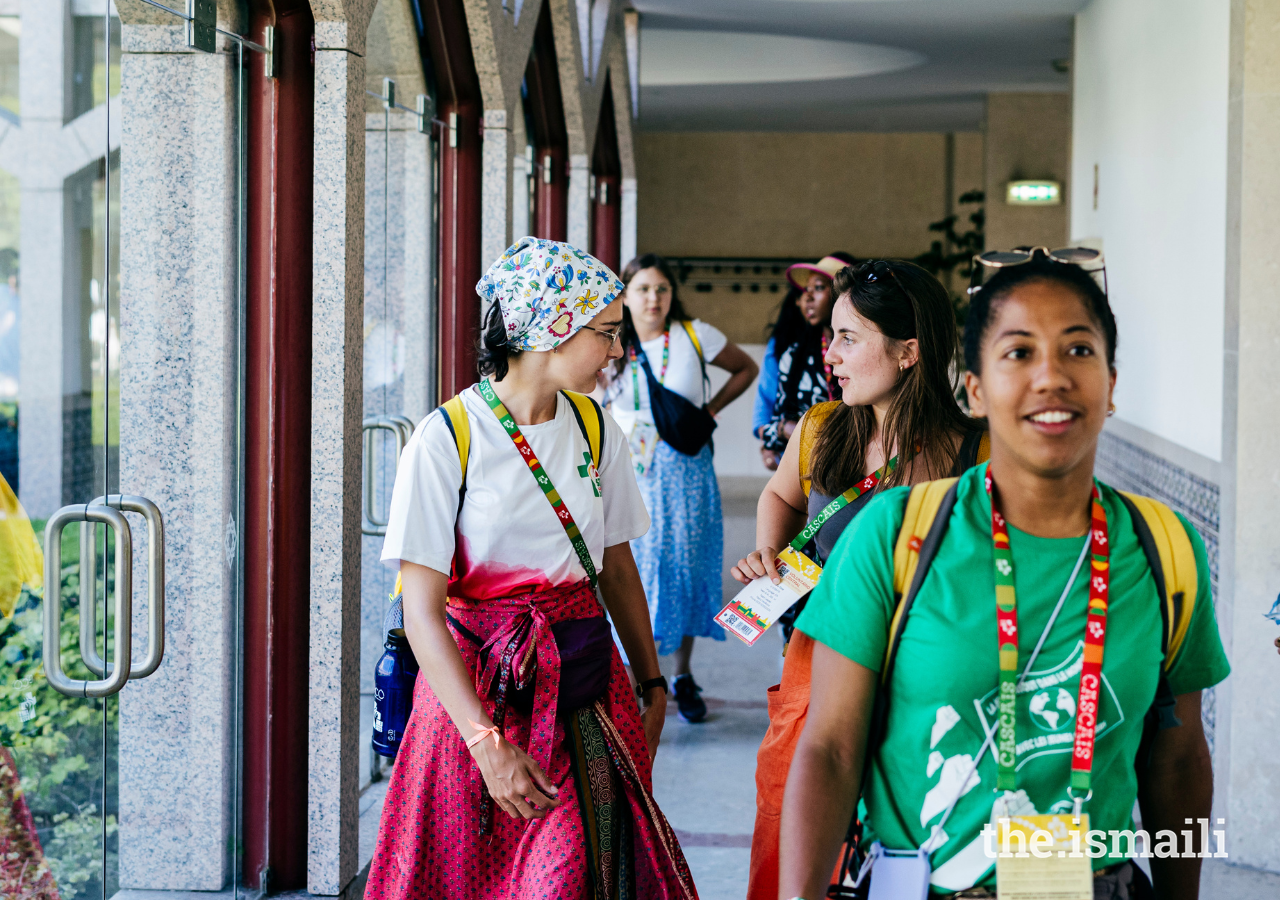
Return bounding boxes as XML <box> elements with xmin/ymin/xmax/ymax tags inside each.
<box><xmin>631</xmin><ymin>0</ymin><xmax>1087</xmax><ymax>132</ymax></box>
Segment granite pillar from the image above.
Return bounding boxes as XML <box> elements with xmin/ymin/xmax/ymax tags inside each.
<box><xmin>309</xmin><ymin>2</ymin><xmax>377</xmax><ymax>893</ymax></box>
<box><xmin>1219</xmin><ymin>0</ymin><xmax>1280</xmax><ymax>875</ymax></box>
<box><xmin>567</xmin><ymin>151</ymin><xmax>590</xmax><ymax>249</ymax></box>
<box><xmin>621</xmin><ymin>176</ymin><xmax>637</xmax><ymax>266</ymax></box>
<box><xmin>481</xmin><ymin>107</ymin><xmax>512</xmax><ymax>267</ymax></box>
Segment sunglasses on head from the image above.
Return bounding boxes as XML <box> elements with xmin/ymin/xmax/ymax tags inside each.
<box><xmin>967</xmin><ymin>246</ymin><xmax>1106</xmax><ymax>296</ymax></box>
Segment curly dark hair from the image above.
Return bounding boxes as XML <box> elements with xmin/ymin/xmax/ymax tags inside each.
<box><xmin>476</xmin><ymin>301</ymin><xmax>518</xmax><ymax>381</ymax></box>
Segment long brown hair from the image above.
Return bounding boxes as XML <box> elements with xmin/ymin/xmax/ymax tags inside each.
<box><xmin>808</xmin><ymin>259</ymin><xmax>976</xmax><ymax>495</ymax></box>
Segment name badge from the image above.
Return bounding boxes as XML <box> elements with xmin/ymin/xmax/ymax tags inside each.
<box><xmin>995</xmin><ymin>813</ymin><xmax>1093</xmax><ymax>900</ymax></box>
<box><xmin>715</xmin><ymin>547</ymin><xmax>821</xmax><ymax>645</ymax></box>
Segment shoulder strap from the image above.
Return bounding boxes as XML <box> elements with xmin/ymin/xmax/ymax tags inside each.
<box><xmin>440</xmin><ymin>394</ymin><xmax>471</xmax><ymax>485</ymax></box>
<box><xmin>1117</xmin><ymin>492</ymin><xmax>1198</xmax><ymax>671</ymax></box>
<box><xmin>885</xmin><ymin>478</ymin><xmax>960</xmax><ymax>683</ymax></box>
<box><xmin>797</xmin><ymin>400</ymin><xmax>843</xmax><ymax>497</ymax></box>
<box><xmin>561</xmin><ymin>390</ymin><xmax>604</xmax><ymax>468</ymax></box>
<box><xmin>679</xmin><ymin>319</ymin><xmax>704</xmax><ymax>361</ymax></box>
<box><xmin>977</xmin><ymin>431</ymin><xmax>991</xmax><ymax>464</ymax></box>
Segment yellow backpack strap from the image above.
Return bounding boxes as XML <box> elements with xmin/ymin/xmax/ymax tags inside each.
<box><xmin>797</xmin><ymin>400</ymin><xmax>843</xmax><ymax>497</ymax></box>
<box><xmin>440</xmin><ymin>394</ymin><xmax>471</xmax><ymax>483</ymax></box>
<box><xmin>561</xmin><ymin>390</ymin><xmax>604</xmax><ymax>468</ymax></box>
<box><xmin>884</xmin><ymin>478</ymin><xmax>960</xmax><ymax>681</ymax></box>
<box><xmin>1119</xmin><ymin>492</ymin><xmax>1198</xmax><ymax>670</ymax></box>
<box><xmin>679</xmin><ymin>318</ymin><xmax>704</xmax><ymax>360</ymax></box>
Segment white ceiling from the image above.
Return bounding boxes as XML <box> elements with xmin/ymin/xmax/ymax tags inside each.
<box><xmin>630</xmin><ymin>0</ymin><xmax>1088</xmax><ymax>132</ymax></box>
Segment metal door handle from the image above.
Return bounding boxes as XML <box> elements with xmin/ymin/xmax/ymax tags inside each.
<box><xmin>44</xmin><ymin>504</ymin><xmax>133</xmax><ymax>698</ymax></box>
<box><xmin>79</xmin><ymin>495</ymin><xmax>166</xmax><ymax>679</ymax></box>
<box><xmin>362</xmin><ymin>416</ymin><xmax>408</xmax><ymax>535</ymax></box>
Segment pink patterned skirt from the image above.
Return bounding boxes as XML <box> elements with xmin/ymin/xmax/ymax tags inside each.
<box><xmin>365</xmin><ymin>580</ymin><xmax>698</xmax><ymax>900</ymax></box>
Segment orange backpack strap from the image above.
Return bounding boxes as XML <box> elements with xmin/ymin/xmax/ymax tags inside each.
<box><xmin>797</xmin><ymin>401</ymin><xmax>843</xmax><ymax>498</ymax></box>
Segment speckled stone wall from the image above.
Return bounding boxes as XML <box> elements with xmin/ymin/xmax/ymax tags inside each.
<box><xmin>115</xmin><ymin>21</ymin><xmax>239</xmax><ymax>892</ymax></box>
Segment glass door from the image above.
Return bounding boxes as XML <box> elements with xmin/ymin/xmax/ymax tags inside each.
<box><xmin>2</xmin><ymin>4</ymin><xmax>265</xmax><ymax>897</ymax></box>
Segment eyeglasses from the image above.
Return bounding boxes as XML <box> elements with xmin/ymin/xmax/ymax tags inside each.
<box><xmin>967</xmin><ymin>246</ymin><xmax>1106</xmax><ymax>296</ymax></box>
<box><xmin>581</xmin><ymin>324</ymin><xmax>623</xmax><ymax>349</ymax></box>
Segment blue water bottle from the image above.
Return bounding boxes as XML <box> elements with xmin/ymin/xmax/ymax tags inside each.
<box><xmin>372</xmin><ymin>628</ymin><xmax>419</xmax><ymax>758</ymax></box>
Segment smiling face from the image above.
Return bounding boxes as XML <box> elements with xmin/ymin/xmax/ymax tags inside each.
<box><xmin>964</xmin><ymin>279</ymin><xmax>1115</xmax><ymax>479</ymax></box>
<box><xmin>799</xmin><ymin>272</ymin><xmax>835</xmax><ymax>326</ymax></box>
<box><xmin>623</xmin><ymin>267</ymin><xmax>673</xmax><ymax>333</ymax></box>
<box><xmin>824</xmin><ymin>293</ymin><xmax>919</xmax><ymax>409</ymax></box>
<box><xmin>548</xmin><ymin>296</ymin><xmax>625</xmax><ymax>392</ymax></box>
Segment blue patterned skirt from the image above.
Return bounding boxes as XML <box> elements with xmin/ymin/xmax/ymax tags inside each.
<box><xmin>630</xmin><ymin>441</ymin><xmax>724</xmax><ymax>657</ymax></box>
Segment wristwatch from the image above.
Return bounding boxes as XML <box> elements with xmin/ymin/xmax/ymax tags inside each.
<box><xmin>636</xmin><ymin>676</ymin><xmax>668</xmax><ymax>697</ymax></box>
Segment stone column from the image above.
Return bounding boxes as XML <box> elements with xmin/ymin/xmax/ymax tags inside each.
<box><xmin>567</xmin><ymin>151</ymin><xmax>590</xmax><ymax>249</ymax></box>
<box><xmin>1219</xmin><ymin>0</ymin><xmax>1280</xmax><ymax>874</ymax></box>
<box><xmin>621</xmin><ymin>176</ymin><xmax>637</xmax><ymax>265</ymax></box>
<box><xmin>114</xmin><ymin>14</ymin><xmax>240</xmax><ymax>890</ymax></box>
<box><xmin>481</xmin><ymin>107</ymin><xmax>512</xmax><ymax>266</ymax></box>
<box><xmin>309</xmin><ymin>1</ymin><xmax>376</xmax><ymax>894</ymax></box>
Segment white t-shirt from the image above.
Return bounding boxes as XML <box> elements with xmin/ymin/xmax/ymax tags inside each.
<box><xmin>607</xmin><ymin>318</ymin><xmax>728</xmax><ymax>435</ymax></box>
<box><xmin>381</xmin><ymin>385</ymin><xmax>650</xmax><ymax>597</ymax></box>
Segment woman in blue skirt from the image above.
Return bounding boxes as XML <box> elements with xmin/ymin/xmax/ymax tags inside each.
<box><xmin>604</xmin><ymin>254</ymin><xmax>758</xmax><ymax>721</ymax></box>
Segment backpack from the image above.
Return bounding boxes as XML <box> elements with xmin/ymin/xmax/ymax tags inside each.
<box><xmin>389</xmin><ymin>388</ymin><xmax>606</xmax><ymax>601</ymax></box>
<box><xmin>830</xmin><ymin>476</ymin><xmax>1198</xmax><ymax>894</ymax></box>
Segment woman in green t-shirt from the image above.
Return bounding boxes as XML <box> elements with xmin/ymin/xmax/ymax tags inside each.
<box><xmin>780</xmin><ymin>254</ymin><xmax>1229</xmax><ymax>900</ymax></box>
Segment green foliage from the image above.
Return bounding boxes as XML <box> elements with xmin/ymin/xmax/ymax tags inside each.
<box><xmin>2</xmin><ymin>521</ymin><xmax>118</xmax><ymax>900</ymax></box>
<box><xmin>913</xmin><ymin>189</ymin><xmax>986</xmax><ymax>333</ymax></box>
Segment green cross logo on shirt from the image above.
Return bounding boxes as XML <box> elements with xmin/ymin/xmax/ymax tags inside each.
<box><xmin>579</xmin><ymin>451</ymin><xmax>601</xmax><ymax>496</ymax></box>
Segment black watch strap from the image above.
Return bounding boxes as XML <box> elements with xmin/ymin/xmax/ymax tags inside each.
<box><xmin>636</xmin><ymin>676</ymin><xmax>668</xmax><ymax>697</ymax></box>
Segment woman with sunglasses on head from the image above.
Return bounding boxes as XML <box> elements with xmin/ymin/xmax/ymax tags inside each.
<box><xmin>736</xmin><ymin>259</ymin><xmax>987</xmax><ymax>900</ymax></box>
<box><xmin>779</xmin><ymin>252</ymin><xmax>1228</xmax><ymax>900</ymax></box>
<box><xmin>755</xmin><ymin>253</ymin><xmax>856</xmax><ymax>470</ymax></box>
<box><xmin>367</xmin><ymin>238</ymin><xmax>698</xmax><ymax>900</ymax></box>
<box><xmin>603</xmin><ymin>253</ymin><xmax>757</xmax><ymax>722</ymax></box>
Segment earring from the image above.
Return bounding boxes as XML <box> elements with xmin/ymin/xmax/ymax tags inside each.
<box><xmin>1107</xmin><ymin>402</ymin><xmax>1116</xmax><ymax>417</ymax></box>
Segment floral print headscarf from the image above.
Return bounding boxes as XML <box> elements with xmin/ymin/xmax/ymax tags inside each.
<box><xmin>476</xmin><ymin>236</ymin><xmax>625</xmax><ymax>352</ymax></box>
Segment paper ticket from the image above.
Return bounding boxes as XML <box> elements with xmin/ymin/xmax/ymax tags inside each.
<box><xmin>715</xmin><ymin>547</ymin><xmax>821</xmax><ymax>645</ymax></box>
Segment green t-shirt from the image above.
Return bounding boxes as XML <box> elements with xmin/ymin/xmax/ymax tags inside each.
<box><xmin>795</xmin><ymin>464</ymin><xmax>1230</xmax><ymax>894</ymax></box>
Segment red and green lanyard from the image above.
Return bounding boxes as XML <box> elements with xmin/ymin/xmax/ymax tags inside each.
<box><xmin>987</xmin><ymin>470</ymin><xmax>1110</xmax><ymax>812</ymax></box>
<box><xmin>629</xmin><ymin>329</ymin><xmax>670</xmax><ymax>411</ymax></box>
<box><xmin>789</xmin><ymin>455</ymin><xmax>898</xmax><ymax>553</ymax></box>
<box><xmin>478</xmin><ymin>379</ymin><xmax>599</xmax><ymax>591</ymax></box>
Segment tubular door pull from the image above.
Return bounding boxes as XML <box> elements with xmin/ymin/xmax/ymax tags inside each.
<box><xmin>80</xmin><ymin>495</ymin><xmax>166</xmax><ymax>679</ymax></box>
<box><xmin>363</xmin><ymin>416</ymin><xmax>408</xmax><ymax>536</ymax></box>
<box><xmin>45</xmin><ymin>505</ymin><xmax>133</xmax><ymax>698</ymax></box>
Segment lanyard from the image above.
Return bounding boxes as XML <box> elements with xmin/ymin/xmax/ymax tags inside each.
<box><xmin>629</xmin><ymin>329</ymin><xmax>670</xmax><ymax>412</ymax></box>
<box><xmin>478</xmin><ymin>379</ymin><xmax>599</xmax><ymax>591</ymax></box>
<box><xmin>789</xmin><ymin>455</ymin><xmax>898</xmax><ymax>552</ymax></box>
<box><xmin>987</xmin><ymin>470</ymin><xmax>1110</xmax><ymax>811</ymax></box>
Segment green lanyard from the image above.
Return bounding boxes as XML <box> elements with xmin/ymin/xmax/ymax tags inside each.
<box><xmin>629</xmin><ymin>330</ymin><xmax>670</xmax><ymax>411</ymax></box>
<box><xmin>789</xmin><ymin>456</ymin><xmax>898</xmax><ymax>553</ymax></box>
<box><xmin>478</xmin><ymin>379</ymin><xmax>599</xmax><ymax>591</ymax></box>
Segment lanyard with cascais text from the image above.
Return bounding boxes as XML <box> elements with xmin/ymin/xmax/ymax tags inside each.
<box><xmin>629</xmin><ymin>329</ymin><xmax>670</xmax><ymax>411</ymax></box>
<box><xmin>789</xmin><ymin>455</ymin><xmax>899</xmax><ymax>553</ymax></box>
<box><xmin>479</xmin><ymin>379</ymin><xmax>598</xmax><ymax>591</ymax></box>
<box><xmin>988</xmin><ymin>470</ymin><xmax>1110</xmax><ymax>815</ymax></box>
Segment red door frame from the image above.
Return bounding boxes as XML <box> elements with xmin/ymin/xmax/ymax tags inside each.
<box><xmin>244</xmin><ymin>1</ymin><xmax>313</xmax><ymax>891</ymax></box>
<box><xmin>422</xmin><ymin>0</ymin><xmax>484</xmax><ymax>398</ymax></box>
<box><xmin>524</xmin><ymin>2</ymin><xmax>568</xmax><ymax>242</ymax></box>
<box><xmin>591</xmin><ymin>76</ymin><xmax>621</xmax><ymax>272</ymax></box>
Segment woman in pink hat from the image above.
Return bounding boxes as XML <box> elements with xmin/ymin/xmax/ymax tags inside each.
<box><xmin>754</xmin><ymin>253</ymin><xmax>856</xmax><ymax>471</ymax></box>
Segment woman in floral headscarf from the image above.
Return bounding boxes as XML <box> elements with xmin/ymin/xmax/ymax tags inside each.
<box><xmin>366</xmin><ymin>238</ymin><xmax>698</xmax><ymax>900</ymax></box>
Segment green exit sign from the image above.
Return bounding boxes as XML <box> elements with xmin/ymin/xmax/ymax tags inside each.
<box><xmin>1006</xmin><ymin>180</ymin><xmax>1061</xmax><ymax>206</ymax></box>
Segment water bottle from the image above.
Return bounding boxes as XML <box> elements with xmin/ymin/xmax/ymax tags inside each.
<box><xmin>372</xmin><ymin>629</ymin><xmax>419</xmax><ymax>758</ymax></box>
